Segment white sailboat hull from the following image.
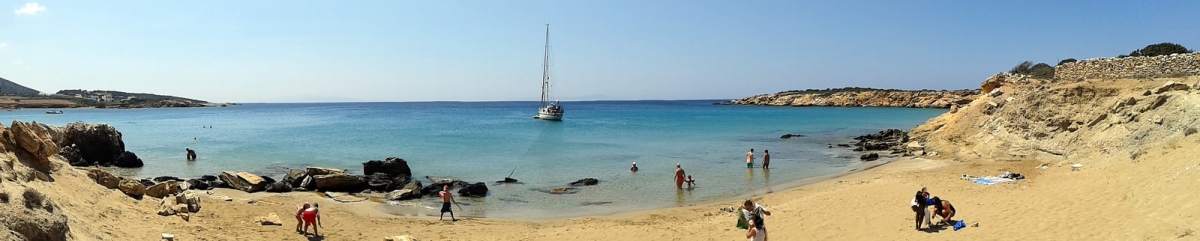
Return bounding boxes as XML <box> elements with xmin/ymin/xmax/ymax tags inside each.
<box><xmin>534</xmin><ymin>105</ymin><xmax>563</xmax><ymax>121</ymax></box>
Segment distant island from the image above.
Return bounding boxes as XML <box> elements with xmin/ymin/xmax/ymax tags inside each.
<box><xmin>1</xmin><ymin>76</ymin><xmax>224</xmax><ymax>109</ymax></box>
<box><xmin>716</xmin><ymin>87</ymin><xmax>979</xmax><ymax>108</ymax></box>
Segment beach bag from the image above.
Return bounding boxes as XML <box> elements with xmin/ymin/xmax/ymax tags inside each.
<box><xmin>953</xmin><ymin>220</ymin><xmax>966</xmax><ymax>231</ymax></box>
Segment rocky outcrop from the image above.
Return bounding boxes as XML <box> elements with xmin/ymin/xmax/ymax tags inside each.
<box><xmin>281</xmin><ymin>169</ymin><xmax>307</xmax><ymax>187</ymax></box>
<box><xmin>780</xmin><ymin>134</ymin><xmax>805</xmax><ymax>139</ymax></box>
<box><xmin>860</xmin><ymin>153</ymin><xmax>879</xmax><ymax>161</ymax></box>
<box><xmin>9</xmin><ymin>121</ymin><xmax>59</xmax><ymax>166</ymax></box>
<box><xmin>57</xmin><ymin>122</ymin><xmax>143</xmax><ymax>167</ymax></box>
<box><xmin>0</xmin><ymin>188</ymin><xmax>70</xmax><ymax>241</ymax></box>
<box><xmin>850</xmin><ymin>129</ymin><xmax>910</xmax><ymax>153</ymax></box>
<box><xmin>717</xmin><ymin>88</ymin><xmax>978</xmax><ymax>108</ymax></box>
<box><xmin>218</xmin><ymin>171</ymin><xmax>268</xmax><ymax>193</ymax></box>
<box><xmin>265</xmin><ymin>182</ymin><xmax>292</xmax><ymax>193</ymax></box>
<box><xmin>362</xmin><ymin>157</ymin><xmax>412</xmax><ymax>177</ymax></box>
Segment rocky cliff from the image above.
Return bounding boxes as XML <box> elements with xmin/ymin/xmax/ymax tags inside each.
<box><xmin>717</xmin><ymin>88</ymin><xmax>979</xmax><ymax>108</ymax></box>
<box><xmin>910</xmin><ymin>73</ymin><xmax>1200</xmax><ymax>162</ymax></box>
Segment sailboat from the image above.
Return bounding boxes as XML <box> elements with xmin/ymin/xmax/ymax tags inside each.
<box><xmin>534</xmin><ymin>24</ymin><xmax>564</xmax><ymax>121</ymax></box>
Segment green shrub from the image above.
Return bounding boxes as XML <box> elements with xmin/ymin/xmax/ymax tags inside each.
<box><xmin>1129</xmin><ymin>42</ymin><xmax>1191</xmax><ymax>57</ymax></box>
<box><xmin>1057</xmin><ymin>58</ymin><xmax>1077</xmax><ymax>66</ymax></box>
<box><xmin>1009</xmin><ymin>61</ymin><xmax>1055</xmax><ymax>79</ymax></box>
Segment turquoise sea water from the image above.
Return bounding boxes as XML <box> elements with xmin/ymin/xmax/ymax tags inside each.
<box><xmin>3</xmin><ymin>101</ymin><xmax>944</xmax><ymax>219</ymax></box>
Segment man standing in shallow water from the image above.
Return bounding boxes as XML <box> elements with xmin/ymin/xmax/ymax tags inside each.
<box><xmin>762</xmin><ymin>150</ymin><xmax>770</xmax><ymax>169</ymax></box>
<box><xmin>674</xmin><ymin>163</ymin><xmax>686</xmax><ymax>189</ymax></box>
<box><xmin>746</xmin><ymin>149</ymin><xmax>755</xmax><ymax>168</ymax></box>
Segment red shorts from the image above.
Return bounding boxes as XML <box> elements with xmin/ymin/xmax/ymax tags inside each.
<box><xmin>302</xmin><ymin>211</ymin><xmax>316</xmax><ymax>223</ymax></box>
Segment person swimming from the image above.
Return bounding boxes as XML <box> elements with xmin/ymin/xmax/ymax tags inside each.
<box><xmin>630</xmin><ymin>162</ymin><xmax>639</xmax><ymax>172</ymax></box>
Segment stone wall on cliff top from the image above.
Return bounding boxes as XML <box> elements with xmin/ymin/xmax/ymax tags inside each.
<box><xmin>1056</xmin><ymin>52</ymin><xmax>1200</xmax><ymax>80</ymax></box>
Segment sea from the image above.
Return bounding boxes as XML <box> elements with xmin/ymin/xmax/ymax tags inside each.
<box><xmin>3</xmin><ymin>100</ymin><xmax>945</xmax><ymax>219</ymax></box>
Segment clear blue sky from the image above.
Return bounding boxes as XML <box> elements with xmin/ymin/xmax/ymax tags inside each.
<box><xmin>1</xmin><ymin>1</ymin><xmax>1197</xmax><ymax>102</ymax></box>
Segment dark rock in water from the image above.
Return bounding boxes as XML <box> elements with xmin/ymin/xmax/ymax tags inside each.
<box><xmin>457</xmin><ymin>182</ymin><xmax>489</xmax><ymax>197</ymax></box>
<box><xmin>836</xmin><ymin>144</ymin><xmax>851</xmax><ymax>148</ymax></box>
<box><xmin>186</xmin><ymin>179</ymin><xmax>211</xmax><ymax>190</ymax></box>
<box><xmin>536</xmin><ymin>187</ymin><xmax>580</xmax><ymax>194</ymax></box>
<box><xmin>59</xmin><ymin>144</ymin><xmax>88</xmax><ymax>166</ymax></box>
<box><xmin>200</xmin><ymin>175</ymin><xmax>218</xmax><ymax>182</ymax></box>
<box><xmin>153</xmin><ymin>176</ymin><xmax>183</xmax><ymax>183</ymax></box>
<box><xmin>851</xmin><ymin>129</ymin><xmax>909</xmax><ymax>153</ymax></box>
<box><xmin>570</xmin><ymin>178</ymin><xmax>599</xmax><ymax>186</ymax></box>
<box><xmin>363</xmin><ymin>157</ymin><xmax>412</xmax><ymax>177</ymax></box>
<box><xmin>420</xmin><ymin>184</ymin><xmax>443</xmax><ymax>197</ymax></box>
<box><xmin>137</xmin><ymin>179</ymin><xmax>156</xmax><ymax>187</ymax></box>
<box><xmin>60</xmin><ymin>122</ymin><xmax>126</xmax><ymax>166</ymax></box>
<box><xmin>261</xmin><ymin>175</ymin><xmax>276</xmax><ymax>184</ymax></box>
<box><xmin>113</xmin><ymin>151</ymin><xmax>144</xmax><ymax>167</ymax></box>
<box><xmin>366</xmin><ymin>173</ymin><xmax>394</xmax><ymax>192</ymax></box>
<box><xmin>426</xmin><ymin>176</ymin><xmax>458</xmax><ymax>186</ymax></box>
<box><xmin>385</xmin><ymin>181</ymin><xmax>423</xmax><ymax>201</ymax></box>
<box><xmin>496</xmin><ymin>177</ymin><xmax>519</xmax><ymax>184</ymax></box>
<box><xmin>780</xmin><ymin>134</ymin><xmax>805</xmax><ymax>139</ymax></box>
<box><xmin>282</xmin><ymin>169</ymin><xmax>307</xmax><ymax>188</ymax></box>
<box><xmin>265</xmin><ymin>182</ymin><xmax>293</xmax><ymax>193</ymax></box>
<box><xmin>860</xmin><ymin>153</ymin><xmax>880</xmax><ymax>161</ymax></box>
<box><xmin>385</xmin><ymin>175</ymin><xmax>413</xmax><ymax>191</ymax></box>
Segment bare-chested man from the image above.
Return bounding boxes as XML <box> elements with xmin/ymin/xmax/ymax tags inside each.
<box><xmin>746</xmin><ymin>149</ymin><xmax>755</xmax><ymax>168</ymax></box>
<box><xmin>674</xmin><ymin>163</ymin><xmax>686</xmax><ymax>189</ymax></box>
<box><xmin>439</xmin><ymin>185</ymin><xmax>458</xmax><ymax>221</ymax></box>
<box><xmin>762</xmin><ymin>150</ymin><xmax>770</xmax><ymax>169</ymax></box>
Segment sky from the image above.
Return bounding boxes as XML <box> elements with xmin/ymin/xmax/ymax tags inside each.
<box><xmin>1</xmin><ymin>1</ymin><xmax>1198</xmax><ymax>103</ymax></box>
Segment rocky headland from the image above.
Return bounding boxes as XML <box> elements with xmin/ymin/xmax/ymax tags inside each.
<box><xmin>716</xmin><ymin>87</ymin><xmax>979</xmax><ymax>108</ymax></box>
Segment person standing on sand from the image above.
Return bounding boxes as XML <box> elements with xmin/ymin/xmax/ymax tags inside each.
<box><xmin>762</xmin><ymin>150</ymin><xmax>770</xmax><ymax>169</ymax></box>
<box><xmin>674</xmin><ymin>163</ymin><xmax>686</xmax><ymax>189</ymax></box>
<box><xmin>302</xmin><ymin>203</ymin><xmax>322</xmax><ymax>236</ymax></box>
<box><xmin>439</xmin><ymin>185</ymin><xmax>459</xmax><ymax>221</ymax></box>
<box><xmin>911</xmin><ymin>187</ymin><xmax>930</xmax><ymax>230</ymax></box>
<box><xmin>741</xmin><ymin>199</ymin><xmax>771</xmax><ymax>241</ymax></box>
<box><xmin>746</xmin><ymin>149</ymin><xmax>755</xmax><ymax>168</ymax></box>
<box><xmin>295</xmin><ymin>202</ymin><xmax>309</xmax><ymax>234</ymax></box>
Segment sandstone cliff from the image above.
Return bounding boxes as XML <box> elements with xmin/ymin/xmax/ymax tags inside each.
<box><xmin>911</xmin><ymin>73</ymin><xmax>1200</xmax><ymax>161</ymax></box>
<box><xmin>717</xmin><ymin>88</ymin><xmax>979</xmax><ymax>108</ymax></box>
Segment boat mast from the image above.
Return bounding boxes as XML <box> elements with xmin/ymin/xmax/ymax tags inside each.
<box><xmin>541</xmin><ymin>24</ymin><xmax>551</xmax><ymax>105</ymax></box>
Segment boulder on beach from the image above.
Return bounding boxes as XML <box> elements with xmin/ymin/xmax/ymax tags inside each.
<box><xmin>385</xmin><ymin>175</ymin><xmax>413</xmax><ymax>191</ymax></box>
<box><xmin>113</xmin><ymin>151</ymin><xmax>143</xmax><ymax>168</ymax></box>
<box><xmin>299</xmin><ymin>176</ymin><xmax>316</xmax><ymax>190</ymax></box>
<box><xmin>218</xmin><ymin>171</ymin><xmax>269</xmax><ymax>193</ymax></box>
<box><xmin>137</xmin><ymin>179</ymin><xmax>156</xmax><ymax>188</ymax></box>
<box><xmin>118</xmin><ymin>178</ymin><xmax>146</xmax><ymax>198</ymax></box>
<box><xmin>366</xmin><ymin>173</ymin><xmax>394</xmax><ymax>192</ymax></box>
<box><xmin>860</xmin><ymin>153</ymin><xmax>880</xmax><ymax>161</ymax></box>
<box><xmin>185</xmin><ymin>178</ymin><xmax>212</xmax><ymax>190</ymax></box>
<box><xmin>152</xmin><ymin>176</ymin><xmax>183</xmax><ymax>183</ymax></box>
<box><xmin>281</xmin><ymin>169</ymin><xmax>307</xmax><ymax>187</ymax></box>
<box><xmin>265</xmin><ymin>182</ymin><xmax>293</xmax><ymax>193</ymax></box>
<box><xmin>146</xmin><ymin>180</ymin><xmax>183</xmax><ymax>199</ymax></box>
<box><xmin>313</xmin><ymin>173</ymin><xmax>366</xmax><ymax>192</ymax></box>
<box><xmin>570</xmin><ymin>178</ymin><xmax>599</xmax><ymax>186</ymax></box>
<box><xmin>59</xmin><ymin>144</ymin><xmax>86</xmax><ymax>166</ymax></box>
<box><xmin>362</xmin><ymin>157</ymin><xmax>412</xmax><ymax>177</ymax></box>
<box><xmin>87</xmin><ymin>168</ymin><xmax>121</xmax><ymax>189</ymax></box>
<box><xmin>457</xmin><ymin>182</ymin><xmax>488</xmax><ymax>197</ymax></box>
